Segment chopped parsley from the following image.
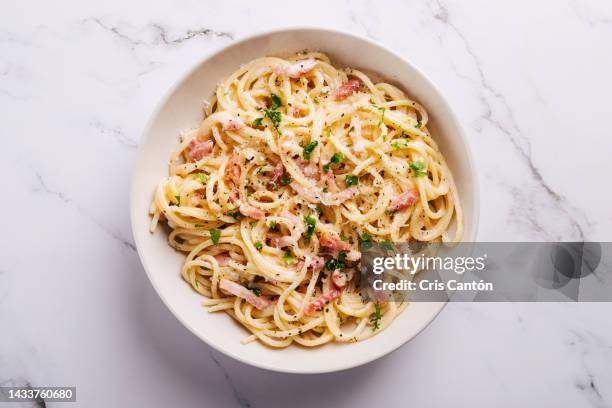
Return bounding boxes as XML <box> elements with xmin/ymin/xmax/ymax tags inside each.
<box><xmin>379</xmin><ymin>240</ymin><xmax>396</xmax><ymax>252</ymax></box>
<box><xmin>249</xmin><ymin>221</ymin><xmax>258</xmax><ymax>227</ymax></box>
<box><xmin>345</xmin><ymin>175</ymin><xmax>358</xmax><ymax>187</ymax></box>
<box><xmin>282</xmin><ymin>251</ymin><xmax>294</xmax><ymax>265</ymax></box>
<box><xmin>198</xmin><ymin>173</ymin><xmax>209</xmax><ymax>185</ymax></box>
<box><xmin>370</xmin><ymin>303</ymin><xmax>382</xmax><ymax>331</ymax></box>
<box><xmin>377</xmin><ymin>106</ymin><xmax>386</xmax><ymax>126</ymax></box>
<box><xmin>280</xmin><ymin>174</ymin><xmax>291</xmax><ymax>186</ymax></box>
<box><xmin>331</xmin><ymin>152</ymin><xmax>345</xmax><ymax>164</ymax></box>
<box><xmin>359</xmin><ymin>233</ymin><xmax>373</xmax><ymax>249</ymax></box>
<box><xmin>195</xmin><ymin>224</ymin><xmax>205</xmax><ymax>228</ymax></box>
<box><xmin>390</xmin><ymin>141</ymin><xmax>405</xmax><ymax>150</ymax></box>
<box><xmin>315</xmin><ymin>207</ymin><xmax>323</xmax><ymax>215</ymax></box>
<box><xmin>252</xmin><ymin>117</ymin><xmax>264</xmax><ymax>127</ymax></box>
<box><xmin>314</xmin><ymin>98</ymin><xmax>320</xmax><ymax>105</ymax></box>
<box><xmin>270</xmin><ymin>93</ymin><xmax>282</xmax><ymax>110</ymax></box>
<box><xmin>227</xmin><ymin>210</ymin><xmax>242</xmax><ymax>221</ymax></box>
<box><xmin>324</xmin><ymin>152</ymin><xmax>345</xmax><ymax>173</ymax></box>
<box><xmin>209</xmin><ymin>229</ymin><xmax>221</xmax><ymax>245</ymax></box>
<box><xmin>254</xmin><ymin>240</ymin><xmax>263</xmax><ymax>251</ymax></box>
<box><xmin>325</xmin><ymin>251</ymin><xmax>347</xmax><ymax>270</ymax></box>
<box><xmin>410</xmin><ymin>161</ymin><xmax>427</xmax><ymax>177</ymax></box>
<box><xmin>340</xmin><ymin>234</ymin><xmax>349</xmax><ymax>242</ymax></box>
<box><xmin>248</xmin><ymin>287</ymin><xmax>262</xmax><ymax>297</ymax></box>
<box><xmin>415</xmin><ymin>121</ymin><xmax>422</xmax><ymax>129</ymax></box>
<box><xmin>302</xmin><ymin>141</ymin><xmax>318</xmax><ymax>160</ymax></box>
<box><xmin>348</xmin><ymin>126</ymin><xmax>354</xmax><ymax>133</ymax></box>
<box><xmin>303</xmin><ymin>215</ymin><xmax>317</xmax><ymax>243</ymax></box>
<box><xmin>269</xmin><ymin>220</ymin><xmax>278</xmax><ymax>231</ymax></box>
<box><xmin>263</xmin><ymin>108</ymin><xmax>282</xmax><ymax>133</ymax></box>
<box><xmin>174</xmin><ymin>195</ymin><xmax>181</xmax><ymax>206</ymax></box>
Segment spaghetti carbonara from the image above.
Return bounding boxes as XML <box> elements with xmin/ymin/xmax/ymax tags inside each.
<box><xmin>149</xmin><ymin>52</ymin><xmax>463</xmax><ymax>348</ymax></box>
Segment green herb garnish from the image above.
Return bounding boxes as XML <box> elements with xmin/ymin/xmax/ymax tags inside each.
<box><xmin>280</xmin><ymin>174</ymin><xmax>291</xmax><ymax>186</ymax></box>
<box><xmin>254</xmin><ymin>241</ymin><xmax>263</xmax><ymax>251</ymax></box>
<box><xmin>198</xmin><ymin>173</ymin><xmax>209</xmax><ymax>185</ymax></box>
<box><xmin>359</xmin><ymin>233</ymin><xmax>373</xmax><ymax>250</ymax></box>
<box><xmin>227</xmin><ymin>210</ymin><xmax>242</xmax><ymax>221</ymax></box>
<box><xmin>390</xmin><ymin>141</ymin><xmax>404</xmax><ymax>150</ymax></box>
<box><xmin>370</xmin><ymin>303</ymin><xmax>382</xmax><ymax>331</ymax></box>
<box><xmin>340</xmin><ymin>234</ymin><xmax>349</xmax><ymax>242</ymax></box>
<box><xmin>263</xmin><ymin>108</ymin><xmax>282</xmax><ymax>133</ymax></box>
<box><xmin>304</xmin><ymin>215</ymin><xmax>317</xmax><ymax>243</ymax></box>
<box><xmin>379</xmin><ymin>240</ymin><xmax>396</xmax><ymax>252</ymax></box>
<box><xmin>195</xmin><ymin>224</ymin><xmax>205</xmax><ymax>228</ymax></box>
<box><xmin>174</xmin><ymin>195</ymin><xmax>181</xmax><ymax>206</ymax></box>
<box><xmin>303</xmin><ymin>141</ymin><xmax>318</xmax><ymax>160</ymax></box>
<box><xmin>377</xmin><ymin>106</ymin><xmax>386</xmax><ymax>126</ymax></box>
<box><xmin>209</xmin><ymin>229</ymin><xmax>221</xmax><ymax>245</ymax></box>
<box><xmin>322</xmin><ymin>163</ymin><xmax>331</xmax><ymax>173</ymax></box>
<box><xmin>330</xmin><ymin>152</ymin><xmax>345</xmax><ymax>164</ymax></box>
<box><xmin>325</xmin><ymin>251</ymin><xmax>347</xmax><ymax>270</ymax></box>
<box><xmin>253</xmin><ymin>117</ymin><xmax>264</xmax><ymax>127</ymax></box>
<box><xmin>270</xmin><ymin>93</ymin><xmax>282</xmax><ymax>110</ymax></box>
<box><xmin>249</xmin><ymin>287</ymin><xmax>262</xmax><ymax>297</ymax></box>
<box><xmin>250</xmin><ymin>221</ymin><xmax>258</xmax><ymax>227</ymax></box>
<box><xmin>269</xmin><ymin>220</ymin><xmax>278</xmax><ymax>231</ymax></box>
<box><xmin>282</xmin><ymin>251</ymin><xmax>294</xmax><ymax>265</ymax></box>
<box><xmin>345</xmin><ymin>175</ymin><xmax>358</xmax><ymax>187</ymax></box>
<box><xmin>410</xmin><ymin>161</ymin><xmax>427</xmax><ymax>177</ymax></box>
<box><xmin>415</xmin><ymin>121</ymin><xmax>422</xmax><ymax>129</ymax></box>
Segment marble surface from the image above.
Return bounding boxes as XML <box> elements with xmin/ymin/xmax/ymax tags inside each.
<box><xmin>1</xmin><ymin>0</ymin><xmax>612</xmax><ymax>406</ymax></box>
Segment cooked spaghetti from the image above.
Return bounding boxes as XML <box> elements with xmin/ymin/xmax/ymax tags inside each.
<box><xmin>149</xmin><ymin>52</ymin><xmax>463</xmax><ymax>348</ymax></box>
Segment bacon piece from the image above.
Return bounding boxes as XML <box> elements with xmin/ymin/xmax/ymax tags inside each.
<box><xmin>188</xmin><ymin>139</ymin><xmax>214</xmax><ymax>161</ymax></box>
<box><xmin>215</xmin><ymin>112</ymin><xmax>244</xmax><ymax>132</ymax></box>
<box><xmin>267</xmin><ymin>161</ymin><xmax>285</xmax><ymax>190</ymax></box>
<box><xmin>321</xmin><ymin>170</ymin><xmax>339</xmax><ymax>193</ymax></box>
<box><xmin>319</xmin><ymin>233</ymin><xmax>351</xmax><ymax>252</ymax></box>
<box><xmin>222</xmin><ymin>118</ymin><xmax>243</xmax><ymax>132</ymax></box>
<box><xmin>389</xmin><ymin>190</ymin><xmax>419</xmax><ymax>212</ymax></box>
<box><xmin>274</xmin><ymin>58</ymin><xmax>317</xmax><ymax>78</ymax></box>
<box><xmin>225</xmin><ymin>154</ymin><xmax>242</xmax><ymax>185</ymax></box>
<box><xmin>332</xmin><ymin>270</ymin><xmax>347</xmax><ymax>288</ymax></box>
<box><xmin>305</xmin><ymin>289</ymin><xmax>340</xmax><ymax>315</ymax></box>
<box><xmin>320</xmin><ymin>188</ymin><xmax>358</xmax><ymax>206</ymax></box>
<box><xmin>292</xmin><ymin>107</ymin><xmax>301</xmax><ymax>118</ymax></box>
<box><xmin>289</xmin><ymin>182</ymin><xmax>320</xmax><ymax>204</ymax></box>
<box><xmin>311</xmin><ymin>256</ymin><xmax>325</xmax><ymax>271</ymax></box>
<box><xmin>239</xmin><ymin>202</ymin><xmax>266</xmax><ymax>220</ymax></box>
<box><xmin>214</xmin><ymin>255</ymin><xmax>231</xmax><ymax>267</ymax></box>
<box><xmin>349</xmin><ymin>115</ymin><xmax>365</xmax><ymax>154</ymax></box>
<box><xmin>334</xmin><ymin>79</ymin><xmax>360</xmax><ymax>100</ymax></box>
<box><xmin>219</xmin><ymin>279</ymin><xmax>271</xmax><ymax>310</ymax></box>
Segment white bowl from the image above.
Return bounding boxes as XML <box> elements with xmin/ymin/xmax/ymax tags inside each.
<box><xmin>131</xmin><ymin>27</ymin><xmax>479</xmax><ymax>374</ymax></box>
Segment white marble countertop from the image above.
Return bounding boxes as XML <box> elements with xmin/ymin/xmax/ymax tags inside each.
<box><xmin>2</xmin><ymin>0</ymin><xmax>612</xmax><ymax>406</ymax></box>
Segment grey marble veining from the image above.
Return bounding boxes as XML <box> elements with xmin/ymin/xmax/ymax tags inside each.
<box><xmin>1</xmin><ymin>0</ymin><xmax>611</xmax><ymax>407</ymax></box>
